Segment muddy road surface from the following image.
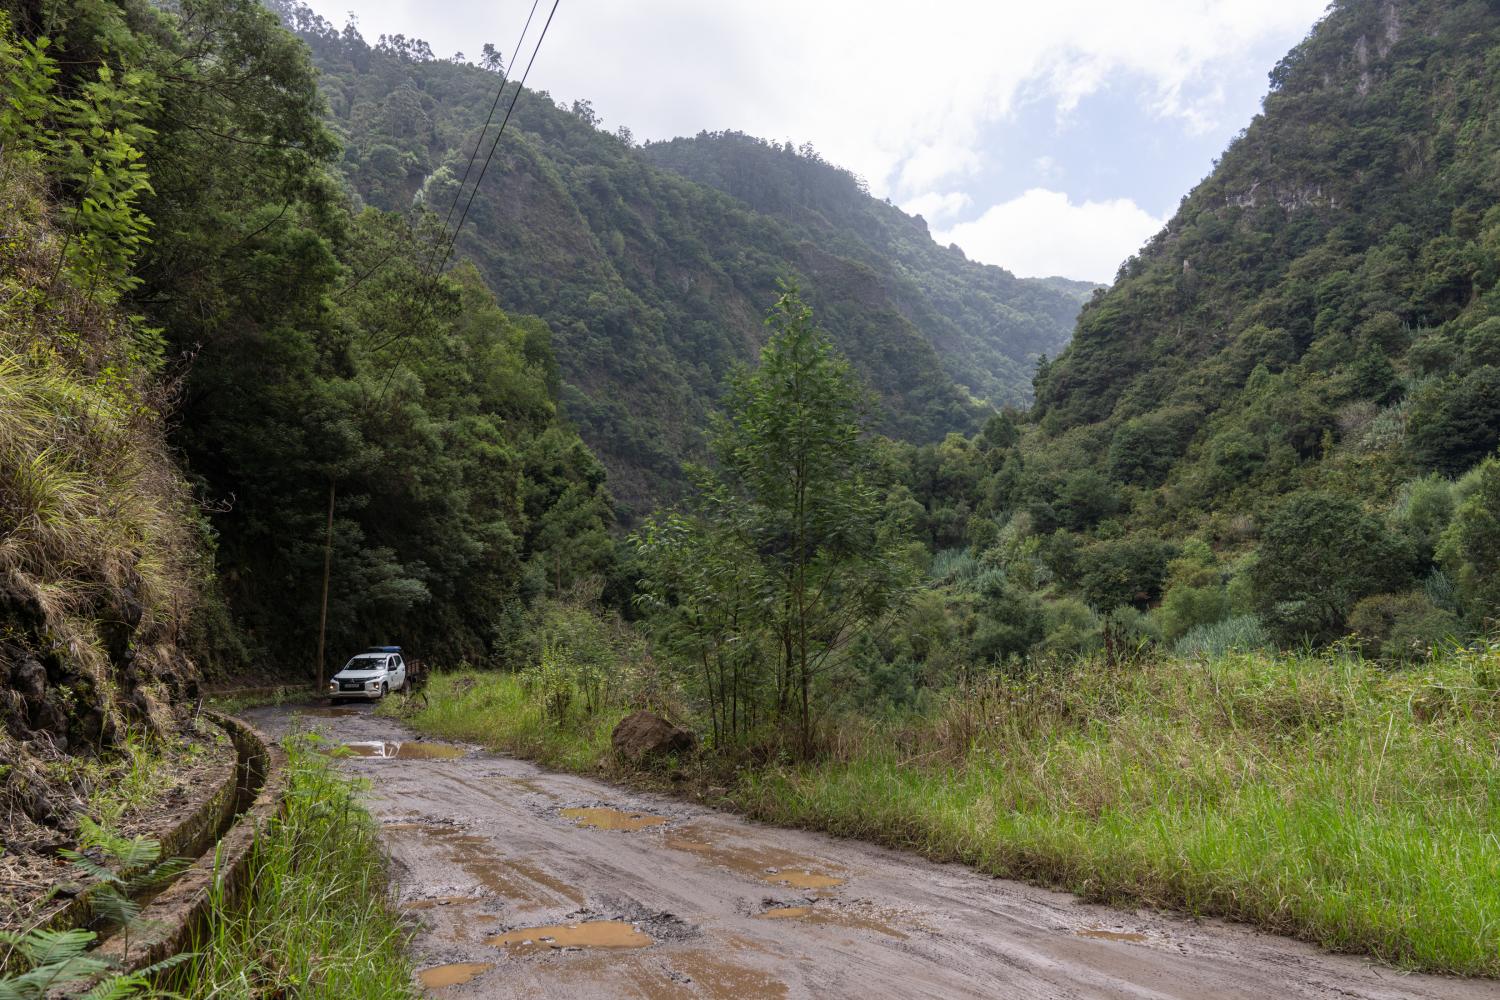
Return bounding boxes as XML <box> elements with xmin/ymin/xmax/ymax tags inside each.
<box><xmin>244</xmin><ymin>702</ymin><xmax>1494</xmax><ymax>999</ymax></box>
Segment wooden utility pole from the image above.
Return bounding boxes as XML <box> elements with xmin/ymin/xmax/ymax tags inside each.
<box><xmin>315</xmin><ymin>479</ymin><xmax>336</xmax><ymax>691</ymax></box>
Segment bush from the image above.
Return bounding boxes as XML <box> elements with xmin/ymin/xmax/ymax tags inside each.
<box><xmin>1078</xmin><ymin>536</ymin><xmax>1174</xmax><ymax>611</ymax></box>
<box><xmin>971</xmin><ymin>574</ymin><xmax>1045</xmax><ymax>666</ymax></box>
<box><xmin>1107</xmin><ymin>407</ymin><xmax>1198</xmax><ymax>486</ymax></box>
<box><xmin>1437</xmin><ymin>456</ymin><xmax>1500</xmax><ymax>627</ymax></box>
<box><xmin>1407</xmin><ymin>366</ymin><xmax>1500</xmax><ymax>475</ymax></box>
<box><xmin>1347</xmin><ymin>592</ymin><xmax>1459</xmax><ymax>661</ymax></box>
<box><xmin>1250</xmin><ymin>490</ymin><xmax>1414</xmax><ymax>642</ymax></box>
<box><xmin>1394</xmin><ymin>474</ymin><xmax>1457</xmax><ymax>563</ymax></box>
<box><xmin>1038</xmin><ymin>596</ymin><xmax>1101</xmax><ymax>657</ymax></box>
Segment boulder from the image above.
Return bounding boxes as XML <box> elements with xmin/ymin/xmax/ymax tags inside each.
<box><xmin>611</xmin><ymin>710</ymin><xmax>696</xmax><ymax>762</ymax></box>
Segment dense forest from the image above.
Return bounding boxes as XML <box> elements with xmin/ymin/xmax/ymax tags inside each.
<box><xmin>873</xmin><ymin>0</ymin><xmax>1500</xmax><ymax>674</ymax></box>
<box><xmin>0</xmin><ymin>0</ymin><xmax>614</xmax><ymax>812</ymax></box>
<box><xmin>4</xmin><ymin>0</ymin><xmax>1500</xmax><ymax>989</ymax></box>
<box><xmin>274</xmin><ymin>3</ymin><xmax>1093</xmax><ymax>512</ymax></box>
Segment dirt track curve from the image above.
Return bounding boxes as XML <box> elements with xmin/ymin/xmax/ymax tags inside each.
<box><xmin>244</xmin><ymin>702</ymin><xmax>1495</xmax><ymax>1000</ymax></box>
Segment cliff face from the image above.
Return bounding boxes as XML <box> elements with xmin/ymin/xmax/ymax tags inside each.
<box><xmin>1027</xmin><ymin>0</ymin><xmax>1500</xmax><ymax>518</ymax></box>
<box><xmin>0</xmin><ymin>161</ymin><xmax>201</xmax><ymax>844</ymax></box>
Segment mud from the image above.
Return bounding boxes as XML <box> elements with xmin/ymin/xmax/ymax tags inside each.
<box><xmin>488</xmin><ymin>919</ymin><xmax>654</xmax><ymax>954</ymax></box>
<box><xmin>562</xmin><ymin>806</ymin><xmax>669</xmax><ymax>831</ymax></box>
<box><xmin>665</xmin><ymin>824</ymin><xmax>846</xmax><ymax>891</ymax></box>
<box><xmin>244</xmin><ymin>701</ymin><xmax>1497</xmax><ymax>1000</ymax></box>
<box><xmin>336</xmin><ymin>740</ymin><xmax>467</xmax><ymax>760</ymax></box>
<box><xmin>755</xmin><ymin>903</ymin><xmax>907</xmax><ymax>939</ymax></box>
<box><xmin>403</xmin><ymin>896</ymin><xmax>484</xmax><ymax>911</ymax></box>
<box><xmin>418</xmin><ymin>962</ymin><xmax>494</xmax><ymax>988</ymax></box>
<box><xmin>1078</xmin><ymin>928</ymin><xmax>1149</xmax><ymax>943</ymax></box>
<box><xmin>294</xmin><ymin>706</ymin><xmax>363</xmax><ymax>718</ymax></box>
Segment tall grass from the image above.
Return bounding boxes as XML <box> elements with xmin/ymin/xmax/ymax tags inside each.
<box><xmin>384</xmin><ymin>673</ymin><xmax>625</xmax><ymax>774</ymax></box>
<box><xmin>740</xmin><ymin>647</ymin><xmax>1500</xmax><ymax>976</ymax></box>
<box><xmin>405</xmin><ymin>648</ymin><xmax>1500</xmax><ymax>977</ymax></box>
<box><xmin>176</xmin><ymin>738</ymin><xmax>414</xmax><ymax>998</ymax></box>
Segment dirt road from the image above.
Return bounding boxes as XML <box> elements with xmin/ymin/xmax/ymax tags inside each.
<box><xmin>244</xmin><ymin>703</ymin><xmax>1494</xmax><ymax>999</ymax></box>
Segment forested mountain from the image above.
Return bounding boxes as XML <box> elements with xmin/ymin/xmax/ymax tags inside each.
<box><xmin>895</xmin><ymin>0</ymin><xmax>1500</xmax><ymax>659</ymax></box>
<box><xmin>642</xmin><ymin>133</ymin><xmax>1096</xmax><ymax>408</ymax></box>
<box><xmin>0</xmin><ymin>0</ymin><xmax>614</xmax><ymax>701</ymax></box>
<box><xmin>276</xmin><ymin>4</ymin><xmax>1091</xmax><ymax>512</ymax></box>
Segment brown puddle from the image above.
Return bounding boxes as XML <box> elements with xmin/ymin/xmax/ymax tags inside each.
<box><xmin>338</xmin><ymin>740</ymin><xmax>466</xmax><ymax>760</ymax></box>
<box><xmin>1077</xmin><ymin>928</ymin><xmax>1148</xmax><ymax>943</ymax></box>
<box><xmin>756</xmin><ymin>904</ymin><xmax>907</xmax><ymax>939</ymax></box>
<box><xmin>665</xmin><ymin>824</ymin><xmax>845</xmax><ymax>891</ymax></box>
<box><xmin>417</xmin><ymin>962</ymin><xmax>494</xmax><ymax>988</ymax></box>
<box><xmin>561</xmin><ymin>806</ymin><xmax>668</xmax><ymax>832</ymax></box>
<box><xmin>487</xmin><ymin>919</ymin><xmax>653</xmax><ymax>955</ymax></box>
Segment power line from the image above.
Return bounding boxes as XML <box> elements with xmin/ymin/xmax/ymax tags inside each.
<box><xmin>434</xmin><ymin>0</ymin><xmax>561</xmax><ymax>277</ymax></box>
<box><xmin>371</xmin><ymin>0</ymin><xmax>562</xmax><ymax>407</ymax></box>
<box><xmin>437</xmin><ymin>0</ymin><xmax>543</xmax><ymax>235</ymax></box>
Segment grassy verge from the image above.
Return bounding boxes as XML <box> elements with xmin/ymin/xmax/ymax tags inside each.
<box><xmin>379</xmin><ymin>674</ymin><xmax>628</xmax><ymax>775</ymax></box>
<box><xmin>397</xmin><ymin>650</ymin><xmax>1500</xmax><ymax>978</ymax></box>
<box><xmin>176</xmin><ymin>737</ymin><xmax>415</xmax><ymax>999</ymax></box>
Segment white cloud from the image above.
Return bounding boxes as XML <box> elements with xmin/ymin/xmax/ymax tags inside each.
<box><xmin>901</xmin><ymin>191</ymin><xmax>972</xmax><ymax>225</ymax></box>
<box><xmin>304</xmin><ymin>0</ymin><xmax>1324</xmax><ymax>279</ymax></box>
<box><xmin>936</xmin><ymin>189</ymin><xmax>1164</xmax><ymax>283</ymax></box>
<box><xmin>307</xmin><ymin>0</ymin><xmax>1325</xmax><ymax>197</ymax></box>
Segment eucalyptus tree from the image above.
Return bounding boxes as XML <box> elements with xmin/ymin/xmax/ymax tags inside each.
<box><xmin>638</xmin><ymin>286</ymin><xmax>914</xmax><ymax>754</ymax></box>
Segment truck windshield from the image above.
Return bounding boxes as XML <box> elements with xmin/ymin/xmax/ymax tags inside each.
<box><xmin>343</xmin><ymin>657</ymin><xmax>386</xmax><ymax>672</ymax></box>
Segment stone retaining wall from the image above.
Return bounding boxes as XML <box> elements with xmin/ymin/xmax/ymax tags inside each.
<box><xmin>92</xmin><ymin>713</ymin><xmax>287</xmax><ymax>972</ymax></box>
<box><xmin>26</xmin><ymin>719</ymin><xmax>240</xmax><ymax>940</ymax></box>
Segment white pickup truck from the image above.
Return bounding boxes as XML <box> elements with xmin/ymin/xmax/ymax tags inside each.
<box><xmin>328</xmin><ymin>647</ymin><xmax>408</xmax><ymax>701</ymax></box>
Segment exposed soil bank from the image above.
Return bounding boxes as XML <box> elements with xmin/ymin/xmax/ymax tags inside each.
<box><xmin>244</xmin><ymin>702</ymin><xmax>1494</xmax><ymax>999</ymax></box>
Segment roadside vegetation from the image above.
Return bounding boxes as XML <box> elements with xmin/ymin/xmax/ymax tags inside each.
<box><xmin>402</xmin><ymin>643</ymin><xmax>1500</xmax><ymax>977</ymax></box>
<box><xmin>176</xmin><ymin>738</ymin><xmax>414</xmax><ymax>999</ymax></box>
<box><xmin>394</xmin><ymin>284</ymin><xmax>1500</xmax><ymax>978</ymax></box>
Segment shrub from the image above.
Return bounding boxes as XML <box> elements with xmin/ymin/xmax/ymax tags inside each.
<box><xmin>1407</xmin><ymin>366</ymin><xmax>1500</xmax><ymax>475</ymax></box>
<box><xmin>1250</xmin><ymin>490</ymin><xmax>1415</xmax><ymax>642</ymax></box>
<box><xmin>1078</xmin><ymin>536</ymin><xmax>1174</xmax><ymax>611</ymax></box>
<box><xmin>1347</xmin><ymin>592</ymin><xmax>1459</xmax><ymax>661</ymax></box>
<box><xmin>1437</xmin><ymin>456</ymin><xmax>1500</xmax><ymax>627</ymax></box>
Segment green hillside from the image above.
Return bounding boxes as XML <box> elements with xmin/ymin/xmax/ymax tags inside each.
<box><xmin>902</xmin><ymin>0</ymin><xmax>1500</xmax><ymax>652</ymax></box>
<box><xmin>279</xmin><ymin>5</ymin><xmax>1090</xmax><ymax>512</ymax></box>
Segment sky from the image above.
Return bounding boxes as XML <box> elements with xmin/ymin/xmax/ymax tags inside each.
<box><xmin>303</xmin><ymin>0</ymin><xmax>1330</xmax><ymax>283</ymax></box>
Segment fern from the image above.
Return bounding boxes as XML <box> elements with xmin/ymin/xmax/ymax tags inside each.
<box><xmin>0</xmin><ymin>822</ymin><xmax>193</xmax><ymax>998</ymax></box>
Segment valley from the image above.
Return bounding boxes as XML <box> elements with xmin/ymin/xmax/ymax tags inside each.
<box><xmin>2</xmin><ymin>0</ymin><xmax>1498</xmax><ymax>996</ymax></box>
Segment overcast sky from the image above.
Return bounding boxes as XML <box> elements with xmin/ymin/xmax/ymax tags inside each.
<box><xmin>305</xmin><ymin>0</ymin><xmax>1329</xmax><ymax>283</ymax></box>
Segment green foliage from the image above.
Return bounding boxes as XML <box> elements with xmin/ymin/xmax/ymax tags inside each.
<box><xmin>0</xmin><ymin>17</ymin><xmax>157</xmax><ymax>296</ymax></box>
<box><xmin>1408</xmin><ymin>367</ymin><xmax>1500</xmax><ymax>475</ymax></box>
<box><xmin>1014</xmin><ymin>0</ymin><xmax>1500</xmax><ymax>643</ymax></box>
<box><xmin>1251</xmin><ymin>491</ymin><xmax>1414</xmax><ymax>642</ymax></box>
<box><xmin>1174</xmin><ymin>614</ymin><xmax>1271</xmax><ymax>658</ymax></box>
<box><xmin>176</xmin><ymin>738</ymin><xmax>415</xmax><ymax>998</ymax></box>
<box><xmin>521</xmin><ymin>593</ymin><xmax>639</xmax><ymax>722</ymax></box>
<box><xmin>1437</xmin><ymin>456</ymin><xmax>1500</xmax><ymax>627</ymax></box>
<box><xmin>1346</xmin><ymin>591</ymin><xmax>1458</xmax><ymax>661</ymax></box>
<box><xmin>637</xmin><ymin>287</ymin><xmax>916</xmax><ymax>752</ymax></box>
<box><xmin>1077</xmin><ymin>536</ymin><xmax>1173</xmax><ymax>611</ymax></box>
<box><xmin>0</xmin><ymin>822</ymin><xmax>188</xmax><ymax>1000</ymax></box>
<box><xmin>1154</xmin><ymin>541</ymin><xmax>1231</xmax><ymax>642</ymax></box>
<box><xmin>279</xmin><ymin>5</ymin><xmax>1092</xmax><ymax>508</ymax></box>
